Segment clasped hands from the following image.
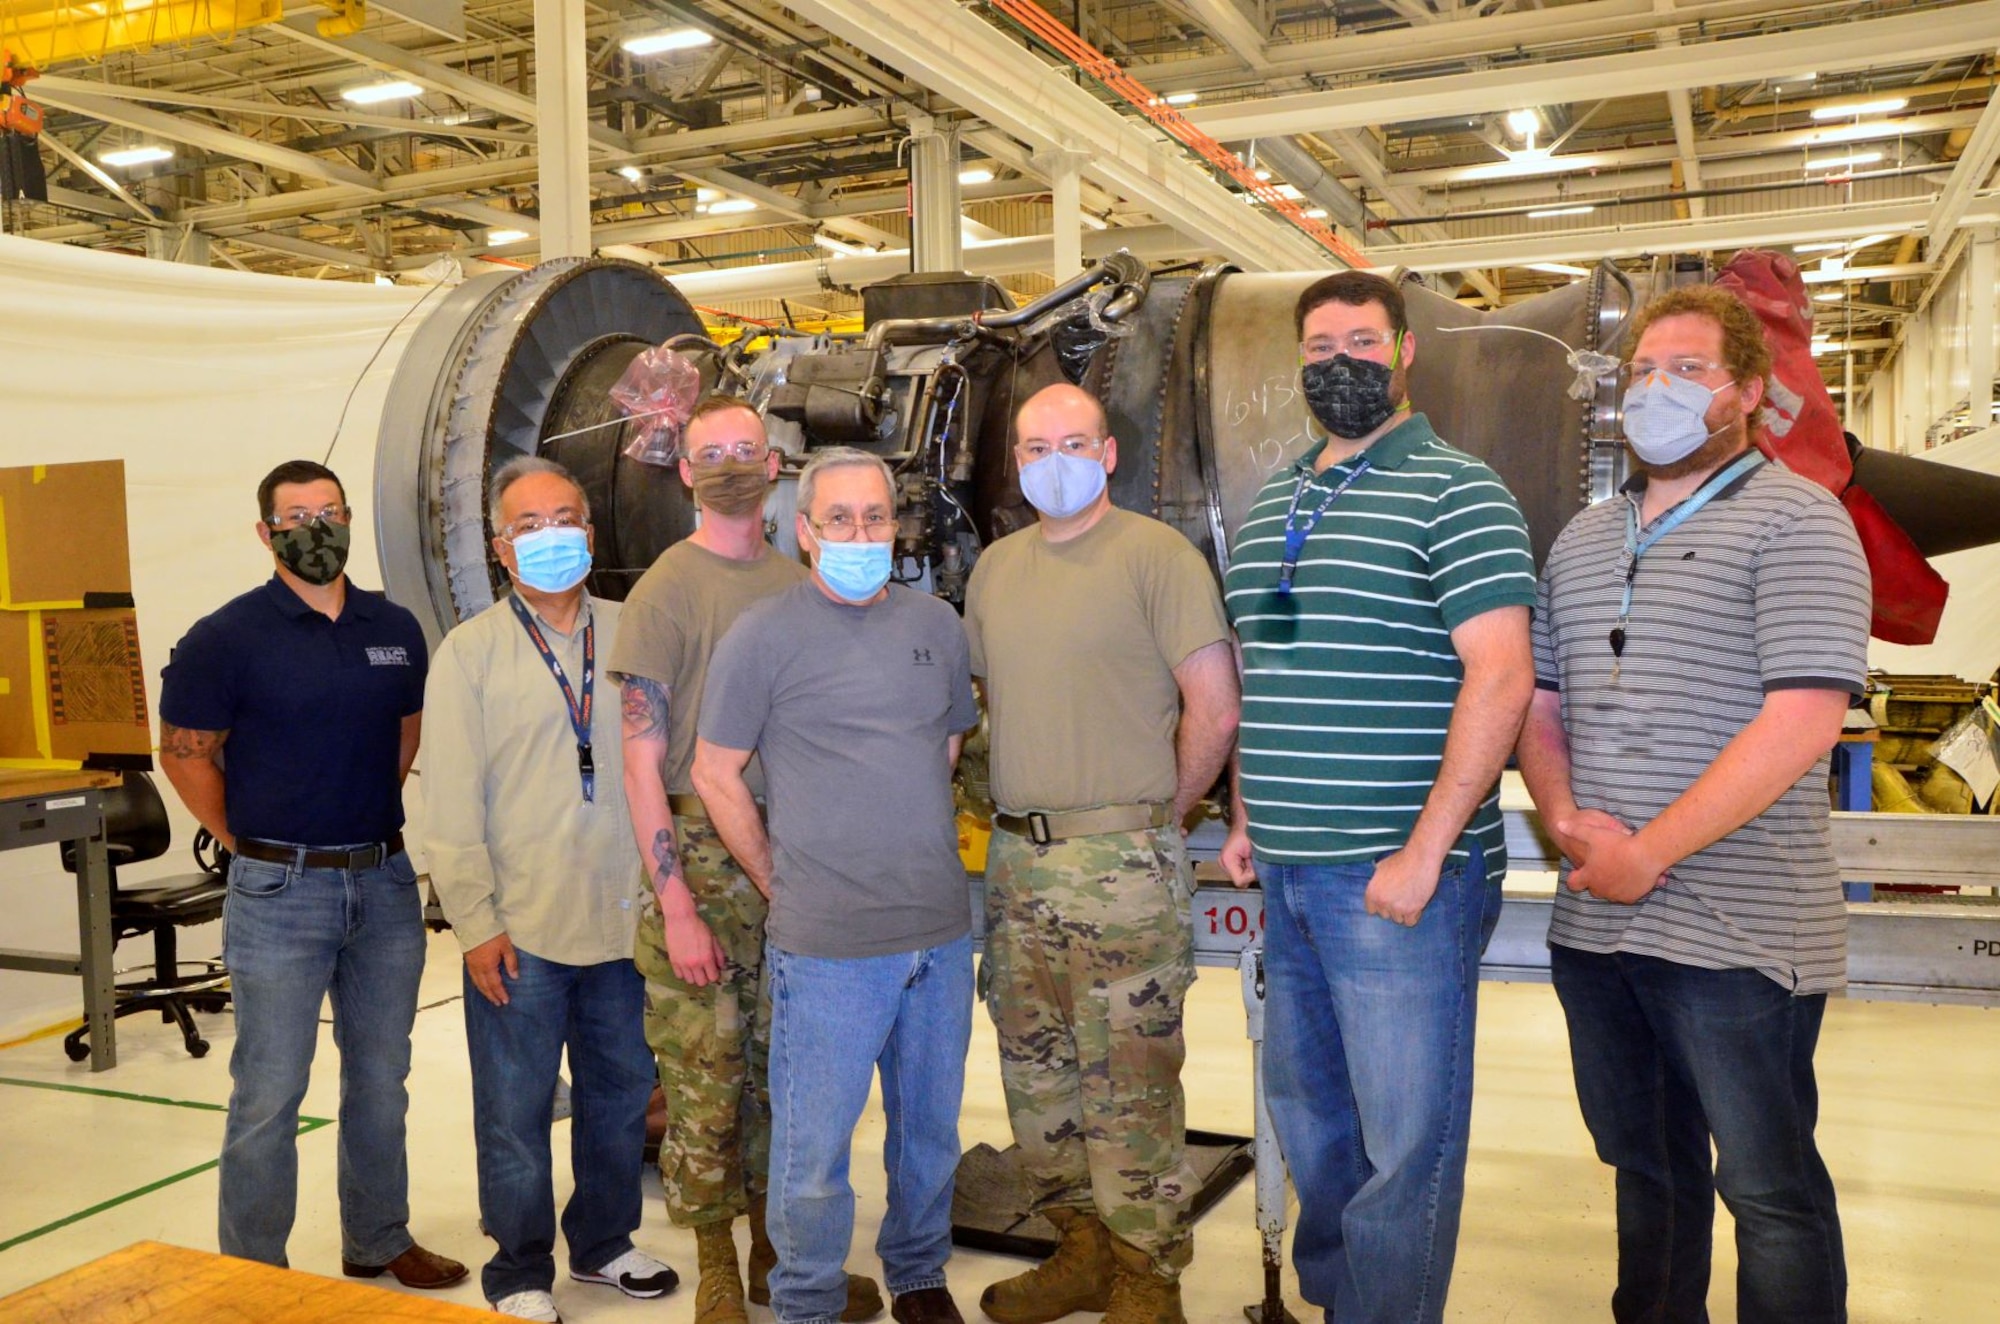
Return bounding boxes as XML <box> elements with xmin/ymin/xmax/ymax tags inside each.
<box><xmin>1555</xmin><ymin>809</ymin><xmax>1670</xmax><ymax>904</ymax></box>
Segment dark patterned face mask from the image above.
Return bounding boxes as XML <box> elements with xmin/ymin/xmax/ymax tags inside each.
<box><xmin>1300</xmin><ymin>353</ymin><xmax>1398</xmax><ymax>439</ymax></box>
<box><xmin>269</xmin><ymin>519</ymin><xmax>351</xmax><ymax>585</ymax></box>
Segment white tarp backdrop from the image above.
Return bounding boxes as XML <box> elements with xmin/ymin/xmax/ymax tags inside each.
<box><xmin>0</xmin><ymin>234</ymin><xmax>428</xmax><ymax>1036</ymax></box>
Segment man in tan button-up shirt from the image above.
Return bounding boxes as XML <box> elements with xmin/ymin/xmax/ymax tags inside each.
<box><xmin>423</xmin><ymin>456</ymin><xmax>678</xmax><ymax>1322</ymax></box>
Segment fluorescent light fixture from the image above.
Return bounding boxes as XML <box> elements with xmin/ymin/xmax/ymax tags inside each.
<box><xmin>707</xmin><ymin>198</ymin><xmax>758</xmax><ymax>214</ymax></box>
<box><xmin>1526</xmin><ymin>204</ymin><xmax>1595</xmax><ymax>218</ymax></box>
<box><xmin>487</xmin><ymin>228</ymin><xmax>531</xmax><ymax>245</ymax></box>
<box><xmin>1254</xmin><ymin>168</ymin><xmax>1272</xmax><ymax>181</ymax></box>
<box><xmin>1505</xmin><ymin>108</ymin><xmax>1541</xmax><ymax>136</ymax></box>
<box><xmin>99</xmin><ymin>145</ymin><xmax>172</xmax><ymax>167</ymax></box>
<box><xmin>1793</xmin><ymin>241</ymin><xmax>1847</xmax><ymax>253</ymax></box>
<box><xmin>1080</xmin><ymin>213</ymin><xmax>1109</xmax><ymax>229</ymax></box>
<box><xmin>813</xmin><ymin>233</ymin><xmax>867</xmax><ymax>256</ymax></box>
<box><xmin>1847</xmin><ymin>233</ymin><xmax>1892</xmax><ymax>250</ymax></box>
<box><xmin>616</xmin><ymin>165</ymin><xmax>644</xmax><ymax>183</ymax></box>
<box><xmin>1164</xmin><ymin>91</ymin><xmax>1199</xmax><ymax>106</ymax></box>
<box><xmin>342</xmin><ymin>79</ymin><xmax>423</xmax><ymax>105</ymax></box>
<box><xmin>1812</xmin><ymin>290</ymin><xmax>1843</xmax><ymax>302</ymax></box>
<box><xmin>958</xmin><ymin>167</ymin><xmax>994</xmax><ymax>186</ymax></box>
<box><xmin>696</xmin><ymin>187</ymin><xmax>722</xmax><ymax>203</ymax></box>
<box><xmin>1805</xmin><ymin>151</ymin><xmax>1883</xmax><ymax>170</ymax></box>
<box><xmin>1810</xmin><ymin>97</ymin><xmax>1908</xmax><ymax>120</ymax></box>
<box><xmin>1781</xmin><ymin>71</ymin><xmax>1818</xmax><ymax>84</ymax></box>
<box><xmin>1302</xmin><ymin>207</ymin><xmax>1329</xmax><ymax>220</ymax></box>
<box><xmin>1272</xmin><ymin>183</ymin><xmax>1304</xmax><ymax>200</ymax></box>
<box><xmin>1525</xmin><ymin>262</ymin><xmax>1590</xmax><ymax>277</ymax></box>
<box><xmin>1457</xmin><ymin>150</ymin><xmax>1604</xmax><ymax>182</ymax></box>
<box><xmin>622</xmin><ymin>28</ymin><xmax>712</xmax><ymax>56</ymax></box>
<box><xmin>1820</xmin><ymin>254</ymin><xmax>1848</xmax><ymax>275</ymax></box>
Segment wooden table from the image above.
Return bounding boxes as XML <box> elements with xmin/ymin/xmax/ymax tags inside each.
<box><xmin>0</xmin><ymin>768</ymin><xmax>121</xmax><ymax>1069</ymax></box>
<box><xmin>0</xmin><ymin>1241</ymin><xmax>493</xmax><ymax>1322</ymax></box>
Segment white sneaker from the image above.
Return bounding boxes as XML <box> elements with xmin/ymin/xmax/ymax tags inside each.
<box><xmin>491</xmin><ymin>1289</ymin><xmax>562</xmax><ymax>1322</ymax></box>
<box><xmin>570</xmin><ymin>1247</ymin><xmax>680</xmax><ymax>1299</ymax></box>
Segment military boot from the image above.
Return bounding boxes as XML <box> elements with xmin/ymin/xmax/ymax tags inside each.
<box><xmin>748</xmin><ymin>1193</ymin><xmax>887</xmax><ymax>1322</ymax></box>
<box><xmin>1102</xmin><ymin>1237</ymin><xmax>1184</xmax><ymax>1324</ymax></box>
<box><xmin>694</xmin><ymin>1221</ymin><xmax>749</xmax><ymax>1324</ymax></box>
<box><xmin>977</xmin><ymin>1207</ymin><xmax>1113</xmax><ymax>1324</ymax></box>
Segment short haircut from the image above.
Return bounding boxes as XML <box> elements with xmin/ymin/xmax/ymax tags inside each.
<box><xmin>1625</xmin><ymin>284</ymin><xmax>1774</xmax><ymax>387</ymax></box>
<box><xmin>258</xmin><ymin>460</ymin><xmax>346</xmax><ymax>523</ymax></box>
<box><xmin>1294</xmin><ymin>270</ymin><xmax>1409</xmax><ymax>340</ymax></box>
<box><xmin>684</xmin><ymin>394</ymin><xmax>763</xmax><ymax>440</ymax></box>
<box><xmin>798</xmin><ymin>446</ymin><xmax>895</xmax><ymax>517</ymax></box>
<box><xmin>488</xmin><ymin>454</ymin><xmax>591</xmax><ymax>520</ymax></box>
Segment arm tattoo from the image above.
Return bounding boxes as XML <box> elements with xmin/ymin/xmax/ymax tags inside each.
<box><xmin>620</xmin><ymin>675</ymin><xmax>670</xmax><ymax>743</ymax></box>
<box><xmin>650</xmin><ymin>826</ymin><xmax>681</xmax><ymax>887</ymax></box>
<box><xmin>159</xmin><ymin>723</ymin><xmax>227</xmax><ymax>760</ymax></box>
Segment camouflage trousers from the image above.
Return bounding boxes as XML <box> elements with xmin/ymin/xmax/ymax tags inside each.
<box><xmin>634</xmin><ymin>814</ymin><xmax>770</xmax><ymax>1229</ymax></box>
<box><xmin>981</xmin><ymin>822</ymin><xmax>1199</xmax><ymax>1276</ymax></box>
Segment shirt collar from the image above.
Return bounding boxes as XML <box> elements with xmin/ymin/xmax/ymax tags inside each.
<box><xmin>1618</xmin><ymin>449</ymin><xmax>1765</xmax><ymax>502</ymax></box>
<box><xmin>262</xmin><ymin>574</ymin><xmax>376</xmax><ymax>621</ymax></box>
<box><xmin>1293</xmin><ymin>411</ymin><xmax>1436</xmax><ymax>478</ymax></box>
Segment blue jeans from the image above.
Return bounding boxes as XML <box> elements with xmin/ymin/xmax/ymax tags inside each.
<box><xmin>766</xmin><ymin>934</ymin><xmax>974</xmax><ymax>1324</ymax></box>
<box><xmin>218</xmin><ymin>849</ymin><xmax>427</xmax><ymax>1267</ymax></box>
<box><xmin>1550</xmin><ymin>945</ymin><xmax>1846</xmax><ymax>1324</ymax></box>
<box><xmin>463</xmin><ymin>949</ymin><xmax>656</xmax><ymax>1303</ymax></box>
<box><xmin>1258</xmin><ymin>844</ymin><xmax>1499</xmax><ymax>1324</ymax></box>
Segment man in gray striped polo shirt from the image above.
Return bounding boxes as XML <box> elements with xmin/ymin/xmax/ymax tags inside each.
<box><xmin>1219</xmin><ymin>271</ymin><xmax>1537</xmax><ymax>1324</ymax></box>
<box><xmin>1517</xmin><ymin>284</ymin><xmax>1869</xmax><ymax>1324</ymax></box>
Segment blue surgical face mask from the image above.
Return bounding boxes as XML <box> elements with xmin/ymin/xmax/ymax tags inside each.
<box><xmin>1018</xmin><ymin>450</ymin><xmax>1108</xmax><ymax>520</ymax></box>
<box><xmin>1622</xmin><ymin>372</ymin><xmax>1737</xmax><ymax>466</ymax></box>
<box><xmin>510</xmin><ymin>526</ymin><xmax>593</xmax><ymax>593</ymax></box>
<box><xmin>814</xmin><ymin>539</ymin><xmax>893</xmax><ymax>603</ymax></box>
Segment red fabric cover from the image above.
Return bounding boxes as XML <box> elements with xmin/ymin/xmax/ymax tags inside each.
<box><xmin>1716</xmin><ymin>250</ymin><xmax>1947</xmax><ymax>643</ymax></box>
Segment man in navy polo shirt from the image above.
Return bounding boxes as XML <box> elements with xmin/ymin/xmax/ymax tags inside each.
<box><xmin>159</xmin><ymin>459</ymin><xmax>465</xmax><ymax>1288</ymax></box>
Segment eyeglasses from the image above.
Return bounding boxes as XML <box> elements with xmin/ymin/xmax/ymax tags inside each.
<box><xmin>1300</xmin><ymin>330</ymin><xmax>1394</xmax><ymax>362</ymax></box>
<box><xmin>686</xmin><ymin>440</ymin><xmax>769</xmax><ymax>467</ymax></box>
<box><xmin>808</xmin><ymin>512</ymin><xmax>898</xmax><ymax>543</ymax></box>
<box><xmin>501</xmin><ymin>512</ymin><xmax>588</xmax><ymax>539</ymax></box>
<box><xmin>267</xmin><ymin>504</ymin><xmax>350</xmax><ymax>530</ymax></box>
<box><xmin>1617</xmin><ymin>358</ymin><xmax>1728</xmax><ymax>388</ymax></box>
<box><xmin>1015</xmin><ymin>434</ymin><xmax>1107</xmax><ymax>464</ymax></box>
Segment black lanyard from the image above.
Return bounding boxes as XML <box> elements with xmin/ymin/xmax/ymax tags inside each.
<box><xmin>508</xmin><ymin>594</ymin><xmax>595</xmax><ymax>803</ymax></box>
<box><xmin>1277</xmin><ymin>457</ymin><xmax>1371</xmax><ymax>594</ymax></box>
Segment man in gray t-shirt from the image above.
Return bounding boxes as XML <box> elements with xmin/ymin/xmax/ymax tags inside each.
<box><xmin>693</xmin><ymin>447</ymin><xmax>977</xmax><ymax>1324</ymax></box>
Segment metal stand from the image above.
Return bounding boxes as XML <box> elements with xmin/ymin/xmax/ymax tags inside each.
<box><xmin>1240</xmin><ymin>945</ymin><xmax>1299</xmax><ymax>1324</ymax></box>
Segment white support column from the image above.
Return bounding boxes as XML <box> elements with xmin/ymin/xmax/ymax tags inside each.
<box><xmin>1042</xmin><ymin>148</ymin><xmax>1088</xmax><ymax>281</ymax></box>
<box><xmin>1969</xmin><ymin>227</ymin><xmax>1997</xmax><ymax>433</ymax></box>
<box><xmin>533</xmin><ymin>0</ymin><xmax>591</xmax><ymax>259</ymax></box>
<box><xmin>908</xmin><ymin>114</ymin><xmax>962</xmax><ymax>273</ymax></box>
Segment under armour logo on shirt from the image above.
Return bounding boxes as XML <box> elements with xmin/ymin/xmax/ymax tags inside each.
<box><xmin>913</xmin><ymin>648</ymin><xmax>934</xmax><ymax>665</ymax></box>
<box><xmin>366</xmin><ymin>646</ymin><xmax>411</xmax><ymax>666</ymax></box>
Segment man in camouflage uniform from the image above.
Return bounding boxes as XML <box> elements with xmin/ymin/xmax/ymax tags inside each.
<box><xmin>963</xmin><ymin>384</ymin><xmax>1240</xmax><ymax>1324</ymax></box>
<box><xmin>612</xmin><ymin>398</ymin><xmax>882</xmax><ymax>1324</ymax></box>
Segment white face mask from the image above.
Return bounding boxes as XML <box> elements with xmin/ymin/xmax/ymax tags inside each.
<box><xmin>1621</xmin><ymin>371</ymin><xmax>1738</xmax><ymax>466</ymax></box>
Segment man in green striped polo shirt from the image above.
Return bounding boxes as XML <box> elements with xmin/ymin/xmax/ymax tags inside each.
<box><xmin>1218</xmin><ymin>271</ymin><xmax>1536</xmax><ymax>1324</ymax></box>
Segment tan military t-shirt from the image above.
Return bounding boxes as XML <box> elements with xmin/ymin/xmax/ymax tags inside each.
<box><xmin>964</xmin><ymin>506</ymin><xmax>1229</xmax><ymax>814</ymax></box>
<box><xmin>607</xmin><ymin>539</ymin><xmax>807</xmax><ymax>793</ymax></box>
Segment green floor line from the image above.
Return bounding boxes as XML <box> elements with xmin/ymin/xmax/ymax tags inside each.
<box><xmin>0</xmin><ymin>1086</ymin><xmax>333</xmax><ymax>1254</ymax></box>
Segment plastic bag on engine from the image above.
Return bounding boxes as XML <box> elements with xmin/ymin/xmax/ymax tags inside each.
<box><xmin>611</xmin><ymin>345</ymin><xmax>702</xmax><ymax>465</ymax></box>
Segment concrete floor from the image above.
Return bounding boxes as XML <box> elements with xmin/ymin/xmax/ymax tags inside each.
<box><xmin>2</xmin><ymin>928</ymin><xmax>1997</xmax><ymax>1322</ymax></box>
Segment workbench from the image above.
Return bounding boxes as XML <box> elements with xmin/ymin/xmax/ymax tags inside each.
<box><xmin>0</xmin><ymin>768</ymin><xmax>122</xmax><ymax>1070</ymax></box>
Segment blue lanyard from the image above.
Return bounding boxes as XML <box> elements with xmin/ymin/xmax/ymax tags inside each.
<box><xmin>1277</xmin><ymin>457</ymin><xmax>1371</xmax><ymax>594</ymax></box>
<box><xmin>508</xmin><ymin>594</ymin><xmax>595</xmax><ymax>803</ymax></box>
<box><xmin>1612</xmin><ymin>451</ymin><xmax>1764</xmax><ymax>666</ymax></box>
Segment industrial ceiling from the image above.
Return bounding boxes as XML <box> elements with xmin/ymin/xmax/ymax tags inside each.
<box><xmin>4</xmin><ymin>0</ymin><xmax>1997</xmax><ymax>395</ymax></box>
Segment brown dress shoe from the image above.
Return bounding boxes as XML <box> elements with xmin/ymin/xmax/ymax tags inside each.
<box><xmin>342</xmin><ymin>1242</ymin><xmax>470</xmax><ymax>1290</ymax></box>
<box><xmin>892</xmin><ymin>1287</ymin><xmax>966</xmax><ymax>1324</ymax></box>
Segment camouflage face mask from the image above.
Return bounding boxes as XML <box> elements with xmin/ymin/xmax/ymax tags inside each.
<box><xmin>269</xmin><ymin>518</ymin><xmax>351</xmax><ymax>586</ymax></box>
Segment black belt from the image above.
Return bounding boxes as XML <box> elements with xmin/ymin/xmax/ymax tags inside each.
<box><xmin>234</xmin><ymin>833</ymin><xmax>405</xmax><ymax>871</ymax></box>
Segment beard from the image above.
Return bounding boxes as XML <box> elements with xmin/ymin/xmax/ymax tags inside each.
<box><xmin>1639</xmin><ymin>409</ymin><xmax>1751</xmax><ymax>481</ymax></box>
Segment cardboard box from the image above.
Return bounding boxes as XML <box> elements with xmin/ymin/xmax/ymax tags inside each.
<box><xmin>0</xmin><ymin>607</ymin><xmax>152</xmax><ymax>769</ymax></box>
<box><xmin>0</xmin><ymin>460</ymin><xmax>132</xmax><ymax>609</ymax></box>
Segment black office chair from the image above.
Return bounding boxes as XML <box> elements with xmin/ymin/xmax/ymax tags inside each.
<box><xmin>60</xmin><ymin>772</ymin><xmax>231</xmax><ymax>1061</ymax></box>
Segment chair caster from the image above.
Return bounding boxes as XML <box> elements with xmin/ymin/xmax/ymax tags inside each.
<box><xmin>63</xmin><ymin>1034</ymin><xmax>90</xmax><ymax>1062</ymax></box>
<box><xmin>186</xmin><ymin>1037</ymin><xmax>210</xmax><ymax>1058</ymax></box>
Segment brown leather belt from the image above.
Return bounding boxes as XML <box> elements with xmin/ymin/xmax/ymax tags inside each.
<box><xmin>992</xmin><ymin>803</ymin><xmax>1174</xmax><ymax>845</ymax></box>
<box><xmin>234</xmin><ymin>833</ymin><xmax>405</xmax><ymax>871</ymax></box>
<box><xmin>668</xmin><ymin>794</ymin><xmax>708</xmax><ymax>821</ymax></box>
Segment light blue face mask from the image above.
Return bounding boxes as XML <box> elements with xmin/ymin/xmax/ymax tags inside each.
<box><xmin>1018</xmin><ymin>450</ymin><xmax>1108</xmax><ymax>519</ymax></box>
<box><xmin>1622</xmin><ymin>371</ymin><xmax>1737</xmax><ymax>466</ymax></box>
<box><xmin>815</xmin><ymin>539</ymin><xmax>893</xmax><ymax>603</ymax></box>
<box><xmin>511</xmin><ymin>526</ymin><xmax>593</xmax><ymax>593</ymax></box>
